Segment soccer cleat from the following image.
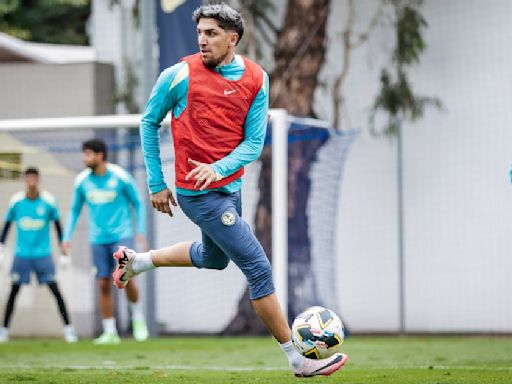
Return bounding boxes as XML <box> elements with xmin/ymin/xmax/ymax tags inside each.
<box><xmin>93</xmin><ymin>332</ymin><xmax>121</xmax><ymax>345</ymax></box>
<box><xmin>112</xmin><ymin>246</ymin><xmax>137</xmax><ymax>289</ymax></box>
<box><xmin>64</xmin><ymin>326</ymin><xmax>78</xmax><ymax>343</ymax></box>
<box><xmin>64</xmin><ymin>333</ymin><xmax>78</xmax><ymax>343</ymax></box>
<box><xmin>132</xmin><ymin>319</ymin><xmax>149</xmax><ymax>342</ymax></box>
<box><xmin>293</xmin><ymin>353</ymin><xmax>349</xmax><ymax>377</ymax></box>
<box><xmin>0</xmin><ymin>327</ymin><xmax>9</xmax><ymax>343</ymax></box>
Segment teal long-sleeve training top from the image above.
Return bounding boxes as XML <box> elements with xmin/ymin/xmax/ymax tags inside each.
<box><xmin>140</xmin><ymin>54</ymin><xmax>270</xmax><ymax>196</ymax></box>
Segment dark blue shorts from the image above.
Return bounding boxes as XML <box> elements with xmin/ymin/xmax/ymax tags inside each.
<box><xmin>178</xmin><ymin>191</ymin><xmax>275</xmax><ymax>300</ymax></box>
<box><xmin>91</xmin><ymin>238</ymin><xmax>134</xmax><ymax>278</ymax></box>
<box><xmin>11</xmin><ymin>255</ymin><xmax>55</xmax><ymax>285</ymax></box>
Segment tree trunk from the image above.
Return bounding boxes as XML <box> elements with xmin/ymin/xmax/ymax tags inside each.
<box><xmin>223</xmin><ymin>0</ymin><xmax>331</xmax><ymax>335</ymax></box>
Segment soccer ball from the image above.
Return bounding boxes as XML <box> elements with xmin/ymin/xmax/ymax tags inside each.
<box><xmin>291</xmin><ymin>306</ymin><xmax>345</xmax><ymax>359</ymax></box>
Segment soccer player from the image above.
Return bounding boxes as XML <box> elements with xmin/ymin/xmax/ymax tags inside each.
<box><xmin>0</xmin><ymin>167</ymin><xmax>77</xmax><ymax>343</ymax></box>
<box><xmin>112</xmin><ymin>3</ymin><xmax>348</xmax><ymax>377</ymax></box>
<box><xmin>62</xmin><ymin>139</ymin><xmax>149</xmax><ymax>344</ymax></box>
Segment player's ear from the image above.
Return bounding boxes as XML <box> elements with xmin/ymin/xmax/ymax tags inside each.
<box><xmin>229</xmin><ymin>31</ymin><xmax>238</xmax><ymax>47</ymax></box>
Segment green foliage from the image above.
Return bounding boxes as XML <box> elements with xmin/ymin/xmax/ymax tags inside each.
<box><xmin>112</xmin><ymin>61</ymin><xmax>140</xmax><ymax>113</ymax></box>
<box><xmin>0</xmin><ymin>0</ymin><xmax>90</xmax><ymax>45</ymax></box>
<box><xmin>371</xmin><ymin>0</ymin><xmax>442</xmax><ymax>137</ymax></box>
<box><xmin>109</xmin><ymin>0</ymin><xmax>140</xmax><ymax>27</ymax></box>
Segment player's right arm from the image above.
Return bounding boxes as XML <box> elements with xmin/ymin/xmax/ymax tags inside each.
<box><xmin>0</xmin><ymin>221</ymin><xmax>11</xmax><ymax>246</ymax></box>
<box><xmin>0</xmin><ymin>198</ymin><xmax>17</xmax><ymax>266</ymax></box>
<box><xmin>62</xmin><ymin>180</ymin><xmax>85</xmax><ymax>245</ymax></box>
<box><xmin>0</xmin><ymin>221</ymin><xmax>11</xmax><ymax>266</ymax></box>
<box><xmin>140</xmin><ymin>62</ymin><xmax>186</xmax><ymax>214</ymax></box>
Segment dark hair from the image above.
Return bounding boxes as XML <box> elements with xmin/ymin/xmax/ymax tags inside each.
<box><xmin>24</xmin><ymin>167</ymin><xmax>39</xmax><ymax>176</ymax></box>
<box><xmin>192</xmin><ymin>3</ymin><xmax>244</xmax><ymax>45</ymax></box>
<box><xmin>82</xmin><ymin>138</ymin><xmax>108</xmax><ymax>161</ymax></box>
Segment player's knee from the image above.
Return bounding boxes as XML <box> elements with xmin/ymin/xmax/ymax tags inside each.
<box><xmin>248</xmin><ymin>261</ymin><xmax>275</xmax><ymax>300</ymax></box>
<box><xmin>191</xmin><ymin>242</ymin><xmax>230</xmax><ymax>270</ymax></box>
<box><xmin>203</xmin><ymin>257</ymin><xmax>230</xmax><ymax>270</ymax></box>
<box><xmin>98</xmin><ymin>278</ymin><xmax>111</xmax><ymax>295</ymax></box>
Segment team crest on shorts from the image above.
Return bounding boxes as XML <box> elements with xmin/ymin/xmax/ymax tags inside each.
<box><xmin>221</xmin><ymin>211</ymin><xmax>236</xmax><ymax>226</ymax></box>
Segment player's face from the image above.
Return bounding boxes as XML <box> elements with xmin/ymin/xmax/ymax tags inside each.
<box><xmin>24</xmin><ymin>174</ymin><xmax>39</xmax><ymax>190</ymax></box>
<box><xmin>197</xmin><ymin>18</ymin><xmax>238</xmax><ymax>67</ymax></box>
<box><xmin>82</xmin><ymin>149</ymin><xmax>104</xmax><ymax>169</ymax></box>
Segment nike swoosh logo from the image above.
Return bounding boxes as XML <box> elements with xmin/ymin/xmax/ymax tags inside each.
<box><xmin>312</xmin><ymin>354</ymin><xmax>343</xmax><ymax>374</ymax></box>
<box><xmin>224</xmin><ymin>89</ymin><xmax>237</xmax><ymax>95</ymax></box>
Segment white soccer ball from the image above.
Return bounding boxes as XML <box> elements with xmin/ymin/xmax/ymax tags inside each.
<box><xmin>291</xmin><ymin>306</ymin><xmax>345</xmax><ymax>359</ymax></box>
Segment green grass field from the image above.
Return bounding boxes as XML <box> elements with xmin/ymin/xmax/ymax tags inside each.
<box><xmin>0</xmin><ymin>336</ymin><xmax>511</xmax><ymax>383</ymax></box>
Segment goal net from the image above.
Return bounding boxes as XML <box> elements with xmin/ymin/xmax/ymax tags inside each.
<box><xmin>0</xmin><ymin>112</ymin><xmax>355</xmax><ymax>336</ymax></box>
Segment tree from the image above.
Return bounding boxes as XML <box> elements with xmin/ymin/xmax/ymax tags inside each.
<box><xmin>223</xmin><ymin>0</ymin><xmax>439</xmax><ymax>335</ymax></box>
<box><xmin>223</xmin><ymin>0</ymin><xmax>331</xmax><ymax>335</ymax></box>
<box><xmin>0</xmin><ymin>0</ymin><xmax>91</xmax><ymax>45</ymax></box>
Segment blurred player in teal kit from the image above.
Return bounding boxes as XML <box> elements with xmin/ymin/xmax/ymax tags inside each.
<box><xmin>63</xmin><ymin>139</ymin><xmax>148</xmax><ymax>344</ymax></box>
<box><xmin>111</xmin><ymin>3</ymin><xmax>348</xmax><ymax>377</ymax></box>
<box><xmin>0</xmin><ymin>167</ymin><xmax>77</xmax><ymax>343</ymax></box>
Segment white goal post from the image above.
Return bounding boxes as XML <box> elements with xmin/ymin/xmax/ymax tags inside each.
<box><xmin>0</xmin><ymin>109</ymin><xmax>290</xmax><ymax>322</ymax></box>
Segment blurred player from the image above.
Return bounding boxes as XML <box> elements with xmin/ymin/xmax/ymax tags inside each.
<box><xmin>112</xmin><ymin>3</ymin><xmax>348</xmax><ymax>377</ymax></box>
<box><xmin>62</xmin><ymin>139</ymin><xmax>148</xmax><ymax>344</ymax></box>
<box><xmin>0</xmin><ymin>167</ymin><xmax>77</xmax><ymax>343</ymax></box>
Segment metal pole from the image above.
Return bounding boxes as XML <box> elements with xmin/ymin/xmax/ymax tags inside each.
<box><xmin>271</xmin><ymin>109</ymin><xmax>288</xmax><ymax>322</ymax></box>
<box><xmin>141</xmin><ymin>0</ymin><xmax>157</xmax><ymax>337</ymax></box>
<box><xmin>397</xmin><ymin>122</ymin><xmax>405</xmax><ymax>333</ymax></box>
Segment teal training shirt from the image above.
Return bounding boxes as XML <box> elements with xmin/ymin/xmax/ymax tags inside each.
<box><xmin>140</xmin><ymin>55</ymin><xmax>270</xmax><ymax>196</ymax></box>
<box><xmin>5</xmin><ymin>191</ymin><xmax>60</xmax><ymax>258</ymax></box>
<box><xmin>63</xmin><ymin>163</ymin><xmax>146</xmax><ymax>245</ymax></box>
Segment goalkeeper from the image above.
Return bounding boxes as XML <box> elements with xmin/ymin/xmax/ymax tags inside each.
<box><xmin>112</xmin><ymin>3</ymin><xmax>348</xmax><ymax>377</ymax></box>
<box><xmin>0</xmin><ymin>167</ymin><xmax>77</xmax><ymax>343</ymax></box>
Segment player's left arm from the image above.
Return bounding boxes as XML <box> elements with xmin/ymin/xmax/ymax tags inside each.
<box><xmin>45</xmin><ymin>195</ymin><xmax>68</xmax><ymax>258</ymax></box>
<box><xmin>53</xmin><ymin>219</ymin><xmax>70</xmax><ymax>267</ymax></box>
<box><xmin>187</xmin><ymin>71</ymin><xmax>269</xmax><ymax>190</ymax></box>
<box><xmin>213</xmin><ymin>70</ymin><xmax>269</xmax><ymax>175</ymax></box>
<box><xmin>53</xmin><ymin>220</ymin><xmax>68</xmax><ymax>256</ymax></box>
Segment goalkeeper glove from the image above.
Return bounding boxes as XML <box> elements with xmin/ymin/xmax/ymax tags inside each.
<box><xmin>59</xmin><ymin>254</ymin><xmax>71</xmax><ymax>269</ymax></box>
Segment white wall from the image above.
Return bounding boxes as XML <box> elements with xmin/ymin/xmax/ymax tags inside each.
<box><xmin>333</xmin><ymin>0</ymin><xmax>512</xmax><ymax>332</ymax></box>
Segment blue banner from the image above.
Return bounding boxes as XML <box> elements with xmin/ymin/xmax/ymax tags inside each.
<box><xmin>157</xmin><ymin>0</ymin><xmax>202</xmax><ymax>72</ymax></box>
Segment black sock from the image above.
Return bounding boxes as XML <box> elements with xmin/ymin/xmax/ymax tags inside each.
<box><xmin>3</xmin><ymin>284</ymin><xmax>21</xmax><ymax>328</ymax></box>
<box><xmin>47</xmin><ymin>281</ymin><xmax>70</xmax><ymax>325</ymax></box>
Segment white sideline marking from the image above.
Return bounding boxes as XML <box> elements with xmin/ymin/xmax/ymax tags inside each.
<box><xmin>1</xmin><ymin>364</ymin><xmax>512</xmax><ymax>372</ymax></box>
<box><xmin>2</xmin><ymin>364</ymin><xmax>286</xmax><ymax>371</ymax></box>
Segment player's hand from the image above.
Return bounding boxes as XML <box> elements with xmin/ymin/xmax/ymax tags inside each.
<box><xmin>62</xmin><ymin>241</ymin><xmax>72</xmax><ymax>253</ymax></box>
<box><xmin>59</xmin><ymin>244</ymin><xmax>68</xmax><ymax>256</ymax></box>
<box><xmin>59</xmin><ymin>254</ymin><xmax>71</xmax><ymax>269</ymax></box>
<box><xmin>186</xmin><ymin>158</ymin><xmax>222</xmax><ymax>191</ymax></box>
<box><xmin>150</xmin><ymin>188</ymin><xmax>177</xmax><ymax>216</ymax></box>
<box><xmin>136</xmin><ymin>234</ymin><xmax>149</xmax><ymax>251</ymax></box>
